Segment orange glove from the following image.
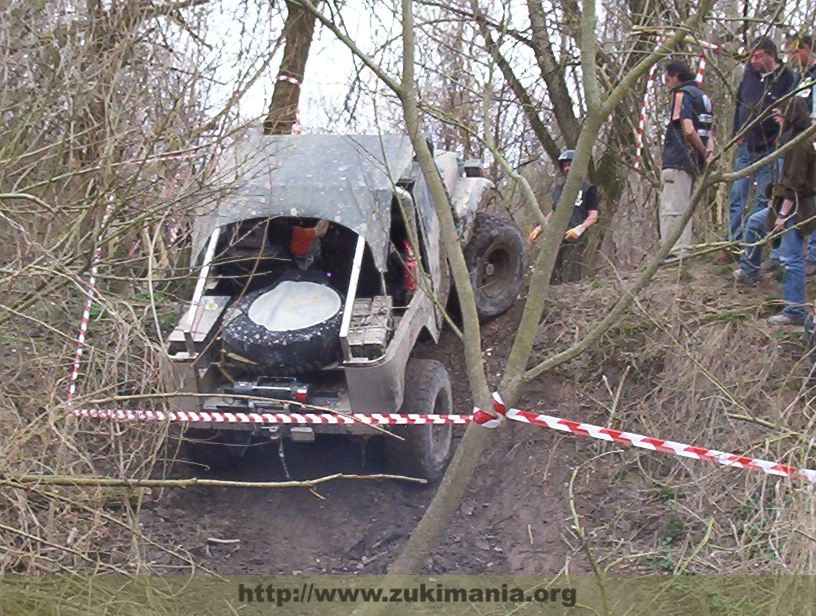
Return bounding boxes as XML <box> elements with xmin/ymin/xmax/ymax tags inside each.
<box><xmin>564</xmin><ymin>225</ymin><xmax>585</xmax><ymax>240</ymax></box>
<box><xmin>528</xmin><ymin>225</ymin><xmax>543</xmax><ymax>242</ymax></box>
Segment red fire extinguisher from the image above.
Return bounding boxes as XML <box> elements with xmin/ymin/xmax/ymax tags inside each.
<box><xmin>402</xmin><ymin>240</ymin><xmax>417</xmax><ymax>292</ymax></box>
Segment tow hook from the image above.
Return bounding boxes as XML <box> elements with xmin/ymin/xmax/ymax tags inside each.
<box><xmin>277</xmin><ymin>437</ymin><xmax>290</xmax><ymax>479</ymax></box>
<box><xmin>263</xmin><ymin>426</ymin><xmax>290</xmax><ymax>478</ymax></box>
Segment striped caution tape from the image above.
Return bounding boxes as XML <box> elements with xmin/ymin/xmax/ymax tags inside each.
<box><xmin>276</xmin><ymin>74</ymin><xmax>303</xmax><ymax>134</ymax></box>
<box><xmin>472</xmin><ymin>393</ymin><xmax>816</xmax><ymax>484</ymax></box>
<box><xmin>73</xmin><ymin>392</ymin><xmax>816</xmax><ymax>483</ymax></box>
<box><xmin>695</xmin><ymin>54</ymin><xmax>707</xmax><ymax>84</ymax></box>
<box><xmin>67</xmin><ymin>200</ymin><xmax>114</xmax><ymax>406</ymax></box>
<box><xmin>634</xmin><ymin>36</ymin><xmax>666</xmax><ymax>169</ymax></box>
<box><xmin>72</xmin><ymin>408</ymin><xmax>470</xmax><ymax>425</ymax></box>
<box><xmin>277</xmin><ymin>74</ymin><xmax>302</xmax><ymax>87</ymax></box>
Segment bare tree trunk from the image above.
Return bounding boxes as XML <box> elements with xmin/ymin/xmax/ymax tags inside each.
<box><xmin>470</xmin><ymin>2</ymin><xmax>561</xmax><ymax>163</ymax></box>
<box><xmin>526</xmin><ymin>0</ymin><xmax>580</xmax><ymax>146</ymax></box>
<box><xmin>264</xmin><ymin>1</ymin><xmax>319</xmax><ymax>135</ymax></box>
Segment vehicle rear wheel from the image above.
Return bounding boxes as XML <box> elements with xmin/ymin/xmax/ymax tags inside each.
<box><xmin>383</xmin><ymin>358</ymin><xmax>453</xmax><ymax>483</ymax></box>
<box><xmin>463</xmin><ymin>212</ymin><xmax>526</xmax><ymax>321</ymax></box>
<box><xmin>221</xmin><ymin>270</ymin><xmax>343</xmax><ymax>375</ymax></box>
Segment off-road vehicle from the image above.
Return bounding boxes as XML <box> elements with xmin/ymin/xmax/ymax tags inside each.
<box><xmin>166</xmin><ymin>130</ymin><xmax>525</xmax><ymax>480</ymax></box>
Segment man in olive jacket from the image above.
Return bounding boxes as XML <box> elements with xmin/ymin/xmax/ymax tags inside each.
<box><xmin>734</xmin><ymin>98</ymin><xmax>816</xmax><ymax>326</ymax></box>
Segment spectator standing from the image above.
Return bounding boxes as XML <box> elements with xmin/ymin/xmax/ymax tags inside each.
<box><xmin>659</xmin><ymin>60</ymin><xmax>715</xmax><ymax>256</ymax></box>
<box><xmin>786</xmin><ymin>35</ymin><xmax>816</xmax><ymax>275</ymax></box>
<box><xmin>787</xmin><ymin>34</ymin><xmax>816</xmax><ymax>117</ymax></box>
<box><xmin>528</xmin><ymin>150</ymin><xmax>599</xmax><ymax>283</ymax></box>
<box><xmin>733</xmin><ymin>98</ymin><xmax>816</xmax><ymax>326</ymax></box>
<box><xmin>717</xmin><ymin>37</ymin><xmax>796</xmax><ymax>263</ymax></box>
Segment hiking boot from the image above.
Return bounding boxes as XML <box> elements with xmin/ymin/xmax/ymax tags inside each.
<box><xmin>760</xmin><ymin>257</ymin><xmax>780</xmax><ymax>274</ymax></box>
<box><xmin>806</xmin><ymin>261</ymin><xmax>816</xmax><ymax>277</ymax></box>
<box><xmin>767</xmin><ymin>313</ymin><xmax>804</xmax><ymax>327</ymax></box>
<box><xmin>716</xmin><ymin>248</ymin><xmax>737</xmax><ymax>263</ymax></box>
<box><xmin>733</xmin><ymin>268</ymin><xmax>758</xmax><ymax>286</ymax></box>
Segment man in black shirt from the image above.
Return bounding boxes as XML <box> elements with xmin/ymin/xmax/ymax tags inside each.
<box><xmin>659</xmin><ymin>60</ymin><xmax>715</xmax><ymax>257</ymax></box>
<box><xmin>528</xmin><ymin>149</ymin><xmax>599</xmax><ymax>282</ymax></box>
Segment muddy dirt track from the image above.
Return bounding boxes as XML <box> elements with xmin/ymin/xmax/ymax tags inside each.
<box><xmin>142</xmin><ymin>303</ymin><xmax>594</xmax><ymax>575</ymax></box>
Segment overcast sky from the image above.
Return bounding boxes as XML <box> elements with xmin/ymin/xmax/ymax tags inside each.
<box><xmin>205</xmin><ymin>1</ymin><xmax>390</xmax><ymax>132</ymax></box>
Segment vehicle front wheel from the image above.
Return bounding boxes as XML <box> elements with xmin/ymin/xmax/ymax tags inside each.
<box><xmin>383</xmin><ymin>358</ymin><xmax>453</xmax><ymax>483</ymax></box>
<box><xmin>463</xmin><ymin>212</ymin><xmax>526</xmax><ymax>321</ymax></box>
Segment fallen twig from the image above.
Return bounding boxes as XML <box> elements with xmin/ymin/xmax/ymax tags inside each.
<box><xmin>1</xmin><ymin>473</ymin><xmax>427</xmax><ymax>490</ymax></box>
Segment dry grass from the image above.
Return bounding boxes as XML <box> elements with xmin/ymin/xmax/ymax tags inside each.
<box><xmin>529</xmin><ymin>259</ymin><xmax>816</xmax><ymax>575</ymax></box>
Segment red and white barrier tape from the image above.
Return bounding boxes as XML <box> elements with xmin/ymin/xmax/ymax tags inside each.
<box><xmin>473</xmin><ymin>393</ymin><xmax>816</xmax><ymax>484</ymax></box>
<box><xmin>67</xmin><ymin>201</ymin><xmax>114</xmax><ymax>405</ymax></box>
<box><xmin>73</xmin><ymin>392</ymin><xmax>816</xmax><ymax>483</ymax></box>
<box><xmin>277</xmin><ymin>74</ymin><xmax>302</xmax><ymax>87</ymax></box>
<box><xmin>695</xmin><ymin>54</ymin><xmax>707</xmax><ymax>84</ymax></box>
<box><xmin>292</xmin><ymin>109</ymin><xmax>302</xmax><ymax>136</ymax></box>
<box><xmin>276</xmin><ymin>74</ymin><xmax>302</xmax><ymax>134</ymax></box>
<box><xmin>72</xmin><ymin>408</ymin><xmax>469</xmax><ymax>425</ymax></box>
<box><xmin>634</xmin><ymin>37</ymin><xmax>666</xmax><ymax>168</ymax></box>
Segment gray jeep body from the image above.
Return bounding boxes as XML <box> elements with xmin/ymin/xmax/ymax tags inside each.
<box><xmin>165</xmin><ymin>131</ymin><xmax>498</xmax><ymax>460</ymax></box>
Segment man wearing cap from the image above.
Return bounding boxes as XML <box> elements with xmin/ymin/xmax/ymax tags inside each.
<box><xmin>718</xmin><ymin>36</ymin><xmax>796</xmax><ymax>263</ymax></box>
<box><xmin>528</xmin><ymin>149</ymin><xmax>599</xmax><ymax>283</ymax></box>
<box><xmin>659</xmin><ymin>59</ymin><xmax>715</xmax><ymax>257</ymax></box>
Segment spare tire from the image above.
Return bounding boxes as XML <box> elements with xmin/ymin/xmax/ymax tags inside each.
<box><xmin>221</xmin><ymin>270</ymin><xmax>343</xmax><ymax>374</ymax></box>
<box><xmin>464</xmin><ymin>212</ymin><xmax>526</xmax><ymax>321</ymax></box>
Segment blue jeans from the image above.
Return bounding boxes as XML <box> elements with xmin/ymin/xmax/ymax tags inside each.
<box><xmin>728</xmin><ymin>143</ymin><xmax>774</xmax><ymax>242</ymax></box>
<box><xmin>739</xmin><ymin>207</ymin><xmax>807</xmax><ymax>320</ymax></box>
<box><xmin>808</xmin><ymin>227</ymin><xmax>816</xmax><ymax>265</ymax></box>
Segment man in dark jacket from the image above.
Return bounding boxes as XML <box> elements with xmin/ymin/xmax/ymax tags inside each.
<box><xmin>718</xmin><ymin>37</ymin><xmax>796</xmax><ymax>262</ymax></box>
<box><xmin>659</xmin><ymin>60</ymin><xmax>715</xmax><ymax>257</ymax></box>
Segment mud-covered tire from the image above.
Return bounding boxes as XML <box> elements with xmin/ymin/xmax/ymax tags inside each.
<box><xmin>464</xmin><ymin>212</ymin><xmax>526</xmax><ymax>321</ymax></box>
<box><xmin>383</xmin><ymin>359</ymin><xmax>453</xmax><ymax>483</ymax></box>
<box><xmin>221</xmin><ymin>270</ymin><xmax>343</xmax><ymax>375</ymax></box>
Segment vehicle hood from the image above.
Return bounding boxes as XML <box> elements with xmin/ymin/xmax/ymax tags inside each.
<box><xmin>192</xmin><ymin>130</ymin><xmax>415</xmax><ymax>272</ymax></box>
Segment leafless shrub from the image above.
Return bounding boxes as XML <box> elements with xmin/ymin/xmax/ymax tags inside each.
<box><xmin>0</xmin><ymin>0</ymin><xmax>274</xmax><ymax>574</ymax></box>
